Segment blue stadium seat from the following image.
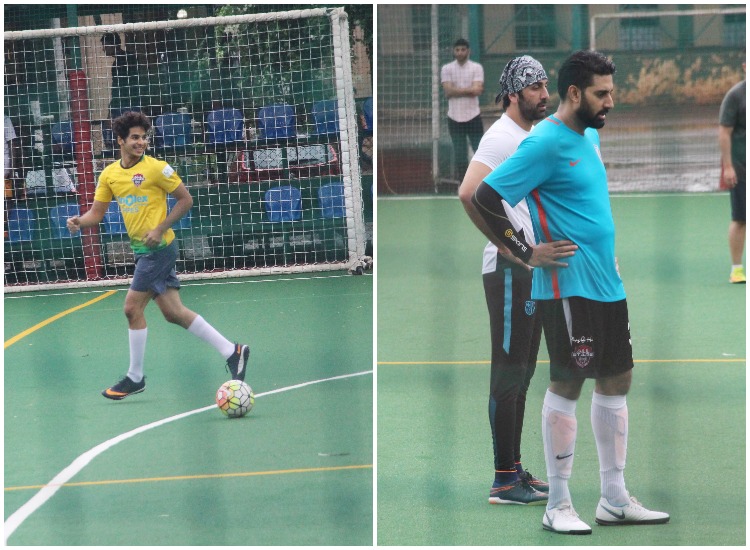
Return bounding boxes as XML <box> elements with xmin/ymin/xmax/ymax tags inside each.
<box><xmin>264</xmin><ymin>185</ymin><xmax>302</xmax><ymax>222</ymax></box>
<box><xmin>206</xmin><ymin>108</ymin><xmax>244</xmax><ymax>144</ymax></box>
<box><xmin>6</xmin><ymin>208</ymin><xmax>36</xmax><ymax>242</ymax></box>
<box><xmin>49</xmin><ymin>204</ymin><xmax>80</xmax><ymax>239</ymax></box>
<box><xmin>167</xmin><ymin>195</ymin><xmax>192</xmax><ymax>229</ymax></box>
<box><xmin>103</xmin><ymin>202</ymin><xmax>127</xmax><ymax>234</ymax></box>
<box><xmin>257</xmin><ymin>104</ymin><xmax>297</xmax><ymax>141</ymax></box>
<box><xmin>155</xmin><ymin>113</ymin><xmax>192</xmax><ymax>148</ymax></box>
<box><xmin>318</xmin><ymin>182</ymin><xmax>346</xmax><ymax>218</ymax></box>
<box><xmin>51</xmin><ymin>121</ymin><xmax>75</xmax><ymax>156</ymax></box>
<box><xmin>313</xmin><ymin>99</ymin><xmax>339</xmax><ymax>136</ymax></box>
<box><xmin>361</xmin><ymin>97</ymin><xmax>373</xmax><ymax>136</ymax></box>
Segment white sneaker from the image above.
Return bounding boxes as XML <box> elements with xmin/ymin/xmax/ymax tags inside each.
<box><xmin>595</xmin><ymin>495</ymin><xmax>670</xmax><ymax>526</ymax></box>
<box><xmin>542</xmin><ymin>503</ymin><xmax>592</xmax><ymax>535</ymax></box>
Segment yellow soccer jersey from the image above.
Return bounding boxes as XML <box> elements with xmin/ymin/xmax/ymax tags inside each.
<box><xmin>95</xmin><ymin>155</ymin><xmax>183</xmax><ymax>254</ymax></box>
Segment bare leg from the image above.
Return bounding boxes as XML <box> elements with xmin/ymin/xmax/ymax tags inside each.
<box><xmin>729</xmin><ymin>220</ymin><xmax>746</xmax><ymax>266</ymax></box>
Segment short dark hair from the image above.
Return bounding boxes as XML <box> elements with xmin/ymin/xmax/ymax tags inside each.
<box><xmin>112</xmin><ymin>111</ymin><xmax>151</xmax><ymax>141</ymax></box>
<box><xmin>557</xmin><ymin>50</ymin><xmax>616</xmax><ymax>100</ymax></box>
<box><xmin>453</xmin><ymin>38</ymin><xmax>470</xmax><ymax>49</ymax></box>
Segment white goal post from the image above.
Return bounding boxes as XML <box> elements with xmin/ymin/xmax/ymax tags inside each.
<box><xmin>4</xmin><ymin>7</ymin><xmax>368</xmax><ymax>292</ymax></box>
<box><xmin>590</xmin><ymin>6</ymin><xmax>746</xmax><ymax>51</ymax></box>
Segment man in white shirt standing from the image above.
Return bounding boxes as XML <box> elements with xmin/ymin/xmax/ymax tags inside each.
<box><xmin>458</xmin><ymin>56</ymin><xmax>576</xmax><ymax>505</ymax></box>
<box><xmin>441</xmin><ymin>38</ymin><xmax>484</xmax><ymax>180</ymax></box>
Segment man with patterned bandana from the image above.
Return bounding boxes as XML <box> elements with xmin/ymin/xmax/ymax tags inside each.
<box><xmin>459</xmin><ymin>55</ymin><xmax>573</xmax><ymax>506</ymax></box>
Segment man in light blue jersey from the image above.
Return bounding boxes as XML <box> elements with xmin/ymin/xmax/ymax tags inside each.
<box><xmin>471</xmin><ymin>50</ymin><xmax>670</xmax><ymax>535</ymax></box>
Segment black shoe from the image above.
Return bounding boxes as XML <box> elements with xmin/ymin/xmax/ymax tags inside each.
<box><xmin>102</xmin><ymin>376</ymin><xmax>145</xmax><ymax>400</ymax></box>
<box><xmin>488</xmin><ymin>479</ymin><xmax>548</xmax><ymax>505</ymax></box>
<box><xmin>226</xmin><ymin>344</ymin><xmax>250</xmax><ymax>381</ymax></box>
<box><xmin>518</xmin><ymin>469</ymin><xmax>550</xmax><ymax>493</ymax></box>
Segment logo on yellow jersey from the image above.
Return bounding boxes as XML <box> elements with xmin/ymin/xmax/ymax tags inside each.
<box><xmin>132</xmin><ymin>173</ymin><xmax>145</xmax><ymax>187</ymax></box>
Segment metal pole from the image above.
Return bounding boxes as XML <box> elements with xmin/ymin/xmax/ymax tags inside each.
<box><xmin>431</xmin><ymin>4</ymin><xmax>439</xmax><ymax>192</ymax></box>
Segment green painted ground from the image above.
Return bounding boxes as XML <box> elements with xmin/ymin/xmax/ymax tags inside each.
<box><xmin>5</xmin><ymin>273</ymin><xmax>373</xmax><ymax>546</ymax></box>
<box><xmin>377</xmin><ymin>194</ymin><xmax>745</xmax><ymax>546</ymax></box>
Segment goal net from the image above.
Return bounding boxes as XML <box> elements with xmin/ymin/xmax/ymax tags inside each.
<box><xmin>4</xmin><ymin>8</ymin><xmax>367</xmax><ymax>291</ymax></box>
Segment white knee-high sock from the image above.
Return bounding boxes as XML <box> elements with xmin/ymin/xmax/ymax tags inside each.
<box><xmin>591</xmin><ymin>391</ymin><xmax>629</xmax><ymax>506</ymax></box>
<box><xmin>127</xmin><ymin>328</ymin><xmax>148</xmax><ymax>383</ymax></box>
<box><xmin>187</xmin><ymin>315</ymin><xmax>235</xmax><ymax>359</ymax></box>
<box><xmin>542</xmin><ymin>389</ymin><xmax>578</xmax><ymax>510</ymax></box>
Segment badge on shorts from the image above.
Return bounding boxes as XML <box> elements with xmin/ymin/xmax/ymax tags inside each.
<box><xmin>571</xmin><ymin>345</ymin><xmax>594</xmax><ymax>368</ymax></box>
<box><xmin>525</xmin><ymin>300</ymin><xmax>536</xmax><ymax>316</ymax></box>
<box><xmin>571</xmin><ymin>337</ymin><xmax>595</xmax><ymax>368</ymax></box>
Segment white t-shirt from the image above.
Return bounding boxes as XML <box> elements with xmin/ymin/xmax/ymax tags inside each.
<box><xmin>440</xmin><ymin>59</ymin><xmax>484</xmax><ymax>123</ymax></box>
<box><xmin>5</xmin><ymin>116</ymin><xmax>17</xmax><ymax>177</ymax></box>
<box><xmin>471</xmin><ymin>114</ymin><xmax>535</xmax><ymax>274</ymax></box>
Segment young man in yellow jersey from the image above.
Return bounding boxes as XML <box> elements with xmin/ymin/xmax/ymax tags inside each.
<box><xmin>67</xmin><ymin>111</ymin><xmax>249</xmax><ymax>399</ymax></box>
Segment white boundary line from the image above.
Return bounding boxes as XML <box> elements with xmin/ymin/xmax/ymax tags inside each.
<box><xmin>4</xmin><ymin>370</ymin><xmax>373</xmax><ymax>544</ymax></box>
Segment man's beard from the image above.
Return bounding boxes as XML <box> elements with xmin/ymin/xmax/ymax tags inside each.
<box><xmin>576</xmin><ymin>94</ymin><xmax>608</xmax><ymax>129</ymax></box>
<box><xmin>518</xmin><ymin>91</ymin><xmax>547</xmax><ymax>123</ymax></box>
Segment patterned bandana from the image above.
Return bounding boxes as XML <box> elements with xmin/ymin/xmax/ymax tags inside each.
<box><xmin>495</xmin><ymin>55</ymin><xmax>548</xmax><ymax>103</ymax></box>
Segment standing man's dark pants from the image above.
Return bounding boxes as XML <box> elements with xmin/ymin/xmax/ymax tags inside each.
<box><xmin>448</xmin><ymin>114</ymin><xmax>484</xmax><ymax>180</ymax></box>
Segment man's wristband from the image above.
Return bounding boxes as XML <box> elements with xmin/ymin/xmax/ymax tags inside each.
<box><xmin>502</xmin><ymin>228</ymin><xmax>533</xmax><ymax>263</ymax></box>
<box><xmin>472</xmin><ymin>182</ymin><xmax>534</xmax><ymax>263</ymax></box>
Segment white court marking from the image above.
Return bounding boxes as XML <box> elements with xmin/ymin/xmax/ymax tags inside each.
<box><xmin>4</xmin><ymin>370</ymin><xmax>373</xmax><ymax>544</ymax></box>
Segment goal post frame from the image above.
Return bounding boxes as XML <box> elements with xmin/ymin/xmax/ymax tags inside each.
<box><xmin>589</xmin><ymin>6</ymin><xmax>746</xmax><ymax>51</ymax></box>
<box><xmin>4</xmin><ymin>7</ymin><xmax>369</xmax><ymax>293</ymax></box>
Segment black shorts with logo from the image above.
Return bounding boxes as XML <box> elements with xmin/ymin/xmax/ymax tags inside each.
<box><xmin>539</xmin><ymin>297</ymin><xmax>634</xmax><ymax>381</ymax></box>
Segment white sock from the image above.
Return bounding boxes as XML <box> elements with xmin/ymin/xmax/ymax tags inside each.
<box><xmin>591</xmin><ymin>391</ymin><xmax>629</xmax><ymax>506</ymax></box>
<box><xmin>542</xmin><ymin>389</ymin><xmax>578</xmax><ymax>510</ymax></box>
<box><xmin>187</xmin><ymin>315</ymin><xmax>235</xmax><ymax>359</ymax></box>
<box><xmin>127</xmin><ymin>328</ymin><xmax>148</xmax><ymax>383</ymax></box>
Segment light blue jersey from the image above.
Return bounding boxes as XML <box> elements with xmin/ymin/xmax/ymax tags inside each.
<box><xmin>483</xmin><ymin>114</ymin><xmax>625</xmax><ymax>302</ymax></box>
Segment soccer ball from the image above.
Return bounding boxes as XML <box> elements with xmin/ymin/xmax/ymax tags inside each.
<box><xmin>216</xmin><ymin>380</ymin><xmax>254</xmax><ymax>418</ymax></box>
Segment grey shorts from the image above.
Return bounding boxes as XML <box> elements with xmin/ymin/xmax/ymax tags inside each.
<box><xmin>131</xmin><ymin>240</ymin><xmax>181</xmax><ymax>296</ymax></box>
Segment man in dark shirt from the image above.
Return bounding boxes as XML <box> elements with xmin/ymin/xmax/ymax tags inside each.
<box><xmin>719</xmin><ymin>63</ymin><xmax>746</xmax><ymax>284</ymax></box>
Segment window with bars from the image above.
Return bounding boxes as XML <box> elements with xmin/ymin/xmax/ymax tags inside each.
<box><xmin>619</xmin><ymin>4</ymin><xmax>661</xmax><ymax>50</ymax></box>
<box><xmin>514</xmin><ymin>6</ymin><xmax>556</xmax><ymax>50</ymax></box>
<box><xmin>723</xmin><ymin>12</ymin><xmax>746</xmax><ymax>48</ymax></box>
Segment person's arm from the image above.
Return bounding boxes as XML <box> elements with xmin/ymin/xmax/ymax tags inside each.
<box><xmin>142</xmin><ymin>182</ymin><xmax>193</xmax><ymax>248</ymax></box>
<box><xmin>66</xmin><ymin>200</ymin><xmax>109</xmax><ymax>234</ymax></box>
<box><xmin>471</xmin><ymin>181</ymin><xmax>577</xmax><ymax>268</ymax></box>
<box><xmin>458</xmin><ymin>160</ymin><xmax>528</xmax><ymax>269</ymax></box>
<box><xmin>719</xmin><ymin>124</ymin><xmax>737</xmax><ymax>187</ymax></box>
<box><xmin>442</xmin><ymin>80</ymin><xmax>483</xmax><ymax>99</ymax></box>
<box><xmin>468</xmin><ymin>79</ymin><xmax>484</xmax><ymax>97</ymax></box>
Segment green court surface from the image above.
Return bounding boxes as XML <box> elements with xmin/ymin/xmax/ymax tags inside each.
<box><xmin>5</xmin><ymin>272</ymin><xmax>372</xmax><ymax>546</ymax></box>
<box><xmin>377</xmin><ymin>194</ymin><xmax>745</xmax><ymax>546</ymax></box>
